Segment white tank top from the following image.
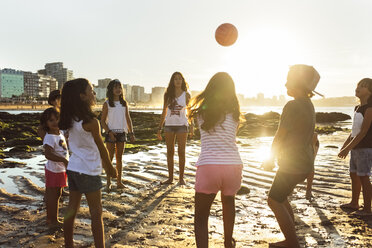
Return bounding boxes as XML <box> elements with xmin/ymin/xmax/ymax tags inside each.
<box><xmin>164</xmin><ymin>91</ymin><xmax>189</xmax><ymax>126</ymax></box>
<box><xmin>67</xmin><ymin>120</ymin><xmax>102</xmax><ymax>176</ymax></box>
<box><xmin>106</xmin><ymin>100</ymin><xmax>128</xmax><ymax>133</ymax></box>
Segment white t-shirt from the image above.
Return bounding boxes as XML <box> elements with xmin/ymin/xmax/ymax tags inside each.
<box><xmin>196</xmin><ymin>114</ymin><xmax>243</xmax><ymax>166</ymax></box>
<box><xmin>43</xmin><ymin>132</ymin><xmax>69</xmax><ymax>173</ymax></box>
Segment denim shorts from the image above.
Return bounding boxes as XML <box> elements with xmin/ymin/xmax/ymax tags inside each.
<box><xmin>105</xmin><ymin>132</ymin><xmax>127</xmax><ymax>143</ymax></box>
<box><xmin>268</xmin><ymin>170</ymin><xmax>309</xmax><ymax>203</ymax></box>
<box><xmin>350</xmin><ymin>148</ymin><xmax>372</xmax><ymax>176</ymax></box>
<box><xmin>67</xmin><ymin>170</ymin><xmax>103</xmax><ymax>193</ymax></box>
<box><xmin>164</xmin><ymin>125</ymin><xmax>188</xmax><ymax>133</ymax></box>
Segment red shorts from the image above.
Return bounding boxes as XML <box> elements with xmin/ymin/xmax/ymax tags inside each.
<box><xmin>195</xmin><ymin>164</ymin><xmax>242</xmax><ymax>196</ymax></box>
<box><xmin>45</xmin><ymin>168</ymin><xmax>67</xmax><ymax>188</ymax></box>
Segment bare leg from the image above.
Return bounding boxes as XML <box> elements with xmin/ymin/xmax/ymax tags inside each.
<box><xmin>360</xmin><ymin>176</ymin><xmax>372</xmax><ymax>213</ymax></box>
<box><xmin>46</xmin><ymin>187</ymin><xmax>63</xmax><ymax>226</ymax></box>
<box><xmin>86</xmin><ymin>190</ymin><xmax>105</xmax><ymax>248</ymax></box>
<box><xmin>105</xmin><ymin>143</ymin><xmax>115</xmax><ymax>190</ymax></box>
<box><xmin>221</xmin><ymin>194</ymin><xmax>235</xmax><ymax>248</ymax></box>
<box><xmin>341</xmin><ymin>172</ymin><xmax>361</xmax><ymax>209</ymax></box>
<box><xmin>115</xmin><ymin>142</ymin><xmax>125</xmax><ymax>188</ymax></box>
<box><xmin>162</xmin><ymin>132</ymin><xmax>176</xmax><ymax>184</ymax></box>
<box><xmin>176</xmin><ymin>132</ymin><xmax>188</xmax><ymax>185</ymax></box>
<box><xmin>306</xmin><ymin>171</ymin><xmax>314</xmax><ymax>200</ymax></box>
<box><xmin>194</xmin><ymin>192</ymin><xmax>216</xmax><ymax>248</ymax></box>
<box><xmin>64</xmin><ymin>190</ymin><xmax>82</xmax><ymax>248</ymax></box>
<box><xmin>268</xmin><ymin>197</ymin><xmax>300</xmax><ymax>248</ymax></box>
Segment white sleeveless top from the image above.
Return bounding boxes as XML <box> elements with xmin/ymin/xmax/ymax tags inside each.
<box><xmin>196</xmin><ymin>114</ymin><xmax>242</xmax><ymax>166</ymax></box>
<box><xmin>67</xmin><ymin>120</ymin><xmax>102</xmax><ymax>176</ymax></box>
<box><xmin>105</xmin><ymin>100</ymin><xmax>128</xmax><ymax>133</ymax></box>
<box><xmin>164</xmin><ymin>91</ymin><xmax>189</xmax><ymax>126</ymax></box>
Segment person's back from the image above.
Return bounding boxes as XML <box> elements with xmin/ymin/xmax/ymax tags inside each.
<box><xmin>278</xmin><ymin>97</ymin><xmax>315</xmax><ymax>174</ymax></box>
<box><xmin>68</xmin><ymin>119</ymin><xmax>101</xmax><ymax>175</ymax></box>
<box><xmin>196</xmin><ymin>113</ymin><xmax>242</xmax><ymax>166</ymax></box>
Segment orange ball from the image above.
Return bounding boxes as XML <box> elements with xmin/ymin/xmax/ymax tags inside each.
<box><xmin>215</xmin><ymin>23</ymin><xmax>238</xmax><ymax>47</ymax></box>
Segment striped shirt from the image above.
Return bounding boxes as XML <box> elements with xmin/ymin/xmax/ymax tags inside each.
<box><xmin>196</xmin><ymin>113</ymin><xmax>243</xmax><ymax>166</ymax></box>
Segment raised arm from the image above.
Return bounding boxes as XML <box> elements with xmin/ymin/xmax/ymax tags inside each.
<box><xmin>44</xmin><ymin>144</ymin><xmax>68</xmax><ymax>167</ymax></box>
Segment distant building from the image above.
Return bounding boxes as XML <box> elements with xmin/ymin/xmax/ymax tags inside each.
<box><xmin>123</xmin><ymin>84</ymin><xmax>132</xmax><ymax>102</ymax></box>
<box><xmin>143</xmin><ymin>93</ymin><xmax>151</xmax><ymax>103</ymax></box>
<box><xmin>39</xmin><ymin>62</ymin><xmax>73</xmax><ymax>89</ymax></box>
<box><xmin>131</xmin><ymin>85</ymin><xmax>145</xmax><ymax>103</ymax></box>
<box><xmin>23</xmin><ymin>72</ymin><xmax>40</xmax><ymax>97</ymax></box>
<box><xmin>39</xmin><ymin>74</ymin><xmax>58</xmax><ymax>98</ymax></box>
<box><xmin>0</xmin><ymin>68</ymin><xmax>24</xmax><ymax>98</ymax></box>
<box><xmin>151</xmin><ymin>86</ymin><xmax>166</xmax><ymax>105</ymax></box>
<box><xmin>98</xmin><ymin>78</ymin><xmax>111</xmax><ymax>89</ymax></box>
<box><xmin>94</xmin><ymin>86</ymin><xmax>106</xmax><ymax>101</ymax></box>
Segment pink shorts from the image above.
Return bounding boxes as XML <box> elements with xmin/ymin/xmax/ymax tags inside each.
<box><xmin>45</xmin><ymin>168</ymin><xmax>67</xmax><ymax>188</ymax></box>
<box><xmin>195</xmin><ymin>164</ymin><xmax>243</xmax><ymax>196</ymax></box>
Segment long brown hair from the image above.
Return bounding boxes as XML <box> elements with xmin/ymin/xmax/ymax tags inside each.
<box><xmin>106</xmin><ymin>79</ymin><xmax>127</xmax><ymax>107</ymax></box>
<box><xmin>188</xmin><ymin>72</ymin><xmax>240</xmax><ymax>131</ymax></box>
<box><xmin>164</xmin><ymin>72</ymin><xmax>188</xmax><ymax>109</ymax></box>
<box><xmin>358</xmin><ymin>78</ymin><xmax>372</xmax><ymax>105</ymax></box>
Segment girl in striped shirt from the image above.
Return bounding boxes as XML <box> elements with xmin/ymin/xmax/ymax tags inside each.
<box><xmin>189</xmin><ymin>72</ymin><xmax>242</xmax><ymax>248</ymax></box>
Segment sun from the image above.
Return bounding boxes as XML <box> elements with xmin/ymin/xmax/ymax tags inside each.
<box><xmin>223</xmin><ymin>27</ymin><xmax>303</xmax><ymax>98</ymax></box>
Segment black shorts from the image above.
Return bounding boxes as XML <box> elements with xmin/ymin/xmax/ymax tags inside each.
<box><xmin>67</xmin><ymin>170</ymin><xmax>102</xmax><ymax>194</ymax></box>
<box><xmin>268</xmin><ymin>171</ymin><xmax>309</xmax><ymax>203</ymax></box>
<box><xmin>105</xmin><ymin>132</ymin><xmax>127</xmax><ymax>143</ymax></box>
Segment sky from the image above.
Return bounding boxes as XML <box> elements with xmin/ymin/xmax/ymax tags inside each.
<box><xmin>1</xmin><ymin>0</ymin><xmax>372</xmax><ymax>98</ymax></box>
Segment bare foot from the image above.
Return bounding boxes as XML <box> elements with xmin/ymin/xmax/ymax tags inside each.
<box><xmin>305</xmin><ymin>191</ymin><xmax>313</xmax><ymax>200</ymax></box>
<box><xmin>355</xmin><ymin>210</ymin><xmax>372</xmax><ymax>216</ymax></box>
<box><xmin>117</xmin><ymin>182</ymin><xmax>126</xmax><ymax>189</ymax></box>
<box><xmin>269</xmin><ymin>240</ymin><xmax>287</xmax><ymax>248</ymax></box>
<box><xmin>340</xmin><ymin>203</ymin><xmax>359</xmax><ymax>210</ymax></box>
<box><xmin>178</xmin><ymin>179</ymin><xmax>186</xmax><ymax>186</ymax></box>
<box><xmin>47</xmin><ymin>220</ymin><xmax>63</xmax><ymax>230</ymax></box>
<box><xmin>161</xmin><ymin>179</ymin><xmax>173</xmax><ymax>185</ymax></box>
<box><xmin>106</xmin><ymin>183</ymin><xmax>112</xmax><ymax>192</ymax></box>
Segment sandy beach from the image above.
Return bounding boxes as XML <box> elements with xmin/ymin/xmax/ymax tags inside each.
<box><xmin>0</xmin><ymin>112</ymin><xmax>371</xmax><ymax>247</ymax></box>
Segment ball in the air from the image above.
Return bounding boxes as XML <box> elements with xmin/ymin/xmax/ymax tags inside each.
<box><xmin>215</xmin><ymin>23</ymin><xmax>238</xmax><ymax>47</ymax></box>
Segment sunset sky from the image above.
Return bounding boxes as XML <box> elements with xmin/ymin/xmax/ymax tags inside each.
<box><xmin>1</xmin><ymin>0</ymin><xmax>371</xmax><ymax>98</ymax></box>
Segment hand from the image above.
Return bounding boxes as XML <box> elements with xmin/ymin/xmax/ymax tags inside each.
<box><xmin>338</xmin><ymin>148</ymin><xmax>349</xmax><ymax>159</ymax></box>
<box><xmin>129</xmin><ymin>133</ymin><xmax>136</xmax><ymax>142</ymax></box>
<box><xmin>157</xmin><ymin>130</ymin><xmax>162</xmax><ymax>141</ymax></box>
<box><xmin>63</xmin><ymin>158</ymin><xmax>69</xmax><ymax>168</ymax></box>
<box><xmin>109</xmin><ymin>132</ymin><xmax>116</xmax><ymax>142</ymax></box>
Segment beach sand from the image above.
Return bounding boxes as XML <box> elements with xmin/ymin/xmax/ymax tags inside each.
<box><xmin>0</xmin><ymin>134</ymin><xmax>371</xmax><ymax>247</ymax></box>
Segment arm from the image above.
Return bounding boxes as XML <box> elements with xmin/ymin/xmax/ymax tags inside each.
<box><xmin>84</xmin><ymin>118</ymin><xmax>117</xmax><ymax>177</ymax></box>
<box><xmin>100</xmin><ymin>102</ymin><xmax>116</xmax><ymax>141</ymax></box>
<box><xmin>186</xmin><ymin>92</ymin><xmax>194</xmax><ymax>138</ymax></box>
<box><xmin>262</xmin><ymin>124</ymin><xmax>288</xmax><ymax>171</ymax></box>
<box><xmin>125</xmin><ymin>106</ymin><xmax>136</xmax><ymax>142</ymax></box>
<box><xmin>338</xmin><ymin>108</ymin><xmax>372</xmax><ymax>158</ymax></box>
<box><xmin>157</xmin><ymin>96</ymin><xmax>168</xmax><ymax>141</ymax></box>
<box><xmin>44</xmin><ymin>144</ymin><xmax>68</xmax><ymax>167</ymax></box>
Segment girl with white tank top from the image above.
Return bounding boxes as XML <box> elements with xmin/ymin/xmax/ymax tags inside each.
<box><xmin>101</xmin><ymin>79</ymin><xmax>135</xmax><ymax>191</ymax></box>
<box><xmin>59</xmin><ymin>78</ymin><xmax>117</xmax><ymax>247</ymax></box>
<box><xmin>157</xmin><ymin>72</ymin><xmax>193</xmax><ymax>185</ymax></box>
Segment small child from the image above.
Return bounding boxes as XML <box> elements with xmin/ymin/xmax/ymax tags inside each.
<box><xmin>189</xmin><ymin>72</ymin><xmax>242</xmax><ymax>248</ymax></box>
<box><xmin>338</xmin><ymin>78</ymin><xmax>372</xmax><ymax>216</ymax></box>
<box><xmin>59</xmin><ymin>78</ymin><xmax>117</xmax><ymax>247</ymax></box>
<box><xmin>40</xmin><ymin>107</ymin><xmax>69</xmax><ymax>229</ymax></box>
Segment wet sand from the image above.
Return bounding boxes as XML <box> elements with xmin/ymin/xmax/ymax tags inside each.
<box><xmin>0</xmin><ymin>131</ymin><xmax>371</xmax><ymax>247</ymax></box>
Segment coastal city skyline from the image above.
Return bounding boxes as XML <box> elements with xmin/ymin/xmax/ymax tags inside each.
<box><xmin>1</xmin><ymin>1</ymin><xmax>372</xmax><ymax>99</ymax></box>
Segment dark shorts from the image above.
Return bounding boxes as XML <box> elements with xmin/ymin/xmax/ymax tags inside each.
<box><xmin>268</xmin><ymin>171</ymin><xmax>309</xmax><ymax>203</ymax></box>
<box><xmin>67</xmin><ymin>170</ymin><xmax>102</xmax><ymax>194</ymax></box>
<box><xmin>164</xmin><ymin>125</ymin><xmax>188</xmax><ymax>133</ymax></box>
<box><xmin>105</xmin><ymin>132</ymin><xmax>127</xmax><ymax>143</ymax></box>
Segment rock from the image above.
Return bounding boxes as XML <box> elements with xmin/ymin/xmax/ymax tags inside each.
<box><xmin>237</xmin><ymin>185</ymin><xmax>250</xmax><ymax>195</ymax></box>
<box><xmin>316</xmin><ymin>112</ymin><xmax>351</xmax><ymax>123</ymax></box>
<box><xmin>0</xmin><ymin>160</ymin><xmax>26</xmax><ymax>169</ymax></box>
